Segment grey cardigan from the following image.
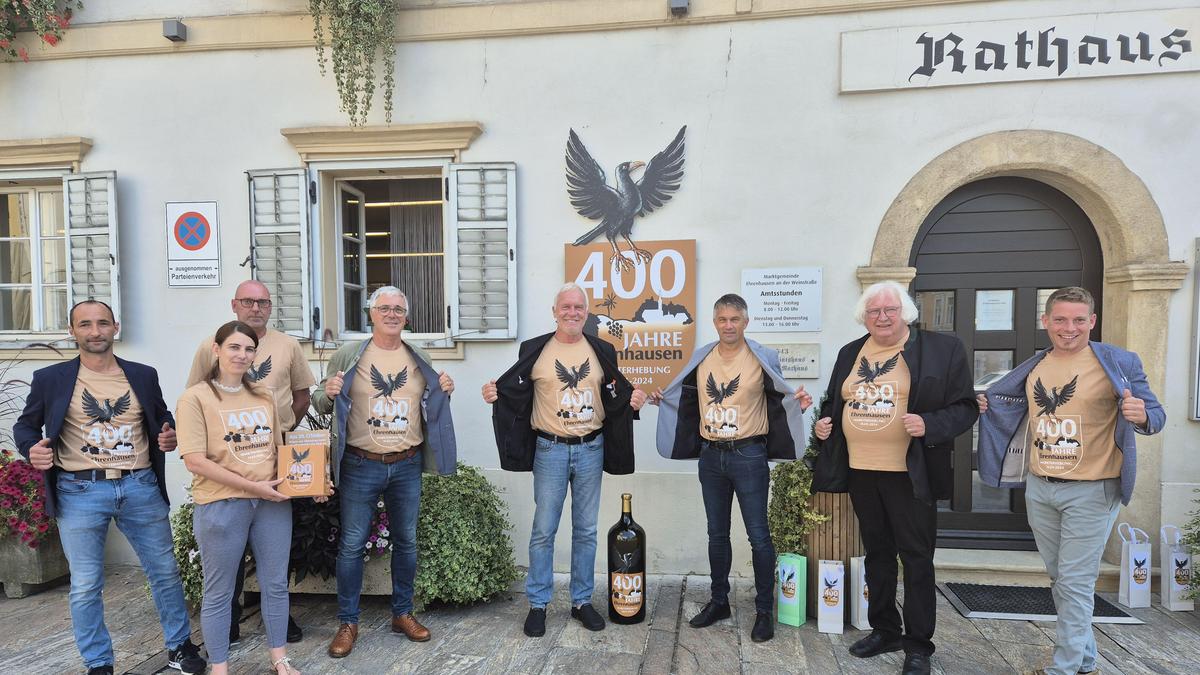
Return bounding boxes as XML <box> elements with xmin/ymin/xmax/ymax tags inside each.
<box><xmin>977</xmin><ymin>341</ymin><xmax>1164</xmax><ymax>505</ymax></box>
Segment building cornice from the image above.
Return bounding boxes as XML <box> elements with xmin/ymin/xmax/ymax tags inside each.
<box><xmin>0</xmin><ymin>137</ymin><xmax>93</xmax><ymax>171</ymax></box>
<box><xmin>281</xmin><ymin>122</ymin><xmax>484</xmax><ymax>161</ymax></box>
<box><xmin>9</xmin><ymin>0</ymin><xmax>986</xmax><ymax>62</ymax></box>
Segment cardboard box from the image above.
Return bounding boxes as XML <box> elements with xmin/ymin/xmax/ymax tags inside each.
<box><xmin>277</xmin><ymin>429</ymin><xmax>333</xmax><ymax>497</ymax></box>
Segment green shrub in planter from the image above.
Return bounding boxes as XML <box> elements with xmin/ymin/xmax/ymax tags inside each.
<box><xmin>415</xmin><ymin>463</ymin><xmax>518</xmax><ymax>608</ymax></box>
<box><xmin>1182</xmin><ymin>488</ymin><xmax>1200</xmax><ymax>600</ymax></box>
<box><xmin>768</xmin><ymin>401</ymin><xmax>828</xmax><ymax>555</ymax></box>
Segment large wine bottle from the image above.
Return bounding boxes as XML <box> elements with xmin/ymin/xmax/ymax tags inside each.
<box><xmin>607</xmin><ymin>492</ymin><xmax>646</xmax><ymax>624</ymax></box>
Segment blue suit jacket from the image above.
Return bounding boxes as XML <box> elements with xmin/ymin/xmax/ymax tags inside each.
<box><xmin>977</xmin><ymin>342</ymin><xmax>1164</xmax><ymax>505</ymax></box>
<box><xmin>14</xmin><ymin>357</ymin><xmax>176</xmax><ymax>517</ymax></box>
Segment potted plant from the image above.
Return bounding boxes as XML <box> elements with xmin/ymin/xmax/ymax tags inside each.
<box><xmin>0</xmin><ymin>449</ymin><xmax>68</xmax><ymax>598</ymax></box>
<box><xmin>768</xmin><ymin>446</ymin><xmax>826</xmax><ymax>626</ymax></box>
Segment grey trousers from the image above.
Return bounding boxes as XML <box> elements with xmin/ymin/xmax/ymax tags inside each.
<box><xmin>1025</xmin><ymin>475</ymin><xmax>1121</xmax><ymax>675</ymax></box>
<box><xmin>194</xmin><ymin>498</ymin><xmax>293</xmax><ymax>664</ymax></box>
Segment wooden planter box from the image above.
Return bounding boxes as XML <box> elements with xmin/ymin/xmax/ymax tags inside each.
<box><xmin>0</xmin><ymin>534</ymin><xmax>70</xmax><ymax>598</ymax></box>
<box><xmin>247</xmin><ymin>554</ymin><xmax>395</xmax><ymax>595</ymax></box>
<box><xmin>805</xmin><ymin>491</ymin><xmax>863</xmax><ymax>619</ymax></box>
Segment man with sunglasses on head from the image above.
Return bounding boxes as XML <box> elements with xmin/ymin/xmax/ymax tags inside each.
<box><xmin>187</xmin><ymin>279</ymin><xmax>316</xmax><ymax>644</ymax></box>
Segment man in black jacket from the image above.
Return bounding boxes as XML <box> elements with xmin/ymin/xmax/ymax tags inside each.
<box><xmin>482</xmin><ymin>283</ymin><xmax>647</xmax><ymax>637</ymax></box>
<box><xmin>812</xmin><ymin>281</ymin><xmax>976</xmax><ymax>675</ymax></box>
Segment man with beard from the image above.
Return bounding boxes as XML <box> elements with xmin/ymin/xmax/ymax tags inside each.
<box><xmin>14</xmin><ymin>301</ymin><xmax>206</xmax><ymax>675</ymax></box>
<box><xmin>187</xmin><ymin>279</ymin><xmax>315</xmax><ymax>644</ymax></box>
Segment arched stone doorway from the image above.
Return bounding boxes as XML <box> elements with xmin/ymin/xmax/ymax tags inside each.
<box><xmin>857</xmin><ymin>130</ymin><xmax>1187</xmax><ymax>554</ymax></box>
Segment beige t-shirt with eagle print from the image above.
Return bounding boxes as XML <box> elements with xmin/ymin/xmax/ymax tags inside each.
<box><xmin>1025</xmin><ymin>347</ymin><xmax>1121</xmax><ymax>480</ymax></box>
<box><xmin>55</xmin><ymin>365</ymin><xmax>150</xmax><ymax>472</ymax></box>
<box><xmin>346</xmin><ymin>342</ymin><xmax>427</xmax><ymax>453</ymax></box>
<box><xmin>531</xmin><ymin>337</ymin><xmax>605</xmax><ymax>438</ymax></box>
<box><xmin>840</xmin><ymin>337</ymin><xmax>911</xmax><ymax>472</ymax></box>
<box><xmin>177</xmin><ymin>383</ymin><xmax>280</xmax><ymax>504</ymax></box>
<box><xmin>696</xmin><ymin>343</ymin><xmax>768</xmax><ymax>442</ymax></box>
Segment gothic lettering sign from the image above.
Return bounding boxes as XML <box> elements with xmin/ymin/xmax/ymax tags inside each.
<box><xmin>565</xmin><ymin>240</ymin><xmax>696</xmax><ymax>393</ymax></box>
<box><xmin>841</xmin><ymin>9</ymin><xmax>1196</xmax><ymax>91</ymax></box>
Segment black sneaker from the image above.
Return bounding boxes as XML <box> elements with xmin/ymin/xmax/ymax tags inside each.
<box><xmin>571</xmin><ymin>603</ymin><xmax>606</xmax><ymax>631</ymax></box>
<box><xmin>688</xmin><ymin>600</ymin><xmax>732</xmax><ymax>628</ymax></box>
<box><xmin>286</xmin><ymin>614</ymin><xmax>303</xmax><ymax>643</ymax></box>
<box><xmin>87</xmin><ymin>667</ymin><xmax>114</xmax><ymax>675</ymax></box>
<box><xmin>523</xmin><ymin>607</ymin><xmax>547</xmax><ymax>637</ymax></box>
<box><xmin>167</xmin><ymin>638</ymin><xmax>207</xmax><ymax>675</ymax></box>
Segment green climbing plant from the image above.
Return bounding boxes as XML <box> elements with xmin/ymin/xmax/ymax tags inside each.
<box><xmin>308</xmin><ymin>0</ymin><xmax>399</xmax><ymax>126</ymax></box>
<box><xmin>0</xmin><ymin>0</ymin><xmax>81</xmax><ymax>62</ymax></box>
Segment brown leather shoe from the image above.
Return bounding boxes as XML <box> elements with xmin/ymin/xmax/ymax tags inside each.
<box><xmin>327</xmin><ymin>623</ymin><xmax>358</xmax><ymax>658</ymax></box>
<box><xmin>392</xmin><ymin>613</ymin><xmax>431</xmax><ymax>642</ymax></box>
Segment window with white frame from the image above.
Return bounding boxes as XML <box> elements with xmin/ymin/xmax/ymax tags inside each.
<box><xmin>247</xmin><ymin>162</ymin><xmax>517</xmax><ymax>345</ymax></box>
<box><xmin>0</xmin><ymin>172</ymin><xmax>120</xmax><ymax>338</ymax></box>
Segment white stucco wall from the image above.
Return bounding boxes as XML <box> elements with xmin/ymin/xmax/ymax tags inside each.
<box><xmin>1</xmin><ymin>0</ymin><xmax>1197</xmax><ymax>572</ymax></box>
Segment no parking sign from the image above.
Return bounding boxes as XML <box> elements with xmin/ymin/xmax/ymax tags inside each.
<box><xmin>166</xmin><ymin>202</ymin><xmax>221</xmax><ymax>287</ymax></box>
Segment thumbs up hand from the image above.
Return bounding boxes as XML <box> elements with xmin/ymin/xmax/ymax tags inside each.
<box><xmin>1119</xmin><ymin>388</ymin><xmax>1147</xmax><ymax>426</ymax></box>
<box><xmin>325</xmin><ymin>370</ymin><xmax>345</xmax><ymax>398</ymax></box>
<box><xmin>158</xmin><ymin>422</ymin><xmax>178</xmax><ymax>452</ymax></box>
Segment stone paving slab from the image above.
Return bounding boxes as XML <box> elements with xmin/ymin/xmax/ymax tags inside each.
<box><xmin>3</xmin><ymin>565</ymin><xmax>1200</xmax><ymax>674</ymax></box>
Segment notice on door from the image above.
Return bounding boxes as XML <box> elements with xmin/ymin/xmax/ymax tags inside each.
<box><xmin>166</xmin><ymin>201</ymin><xmax>221</xmax><ymax>287</ymax></box>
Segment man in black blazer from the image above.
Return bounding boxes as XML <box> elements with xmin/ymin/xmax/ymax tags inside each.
<box><xmin>812</xmin><ymin>282</ymin><xmax>977</xmax><ymax>675</ymax></box>
<box><xmin>14</xmin><ymin>300</ymin><xmax>205</xmax><ymax>675</ymax></box>
<box><xmin>481</xmin><ymin>283</ymin><xmax>646</xmax><ymax>638</ymax></box>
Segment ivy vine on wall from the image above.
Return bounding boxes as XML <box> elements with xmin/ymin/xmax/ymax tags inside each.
<box><xmin>0</xmin><ymin>0</ymin><xmax>81</xmax><ymax>62</ymax></box>
<box><xmin>309</xmin><ymin>0</ymin><xmax>399</xmax><ymax>126</ymax></box>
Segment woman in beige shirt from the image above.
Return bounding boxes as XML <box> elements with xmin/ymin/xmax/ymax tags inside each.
<box><xmin>179</xmin><ymin>321</ymin><xmax>315</xmax><ymax>675</ymax></box>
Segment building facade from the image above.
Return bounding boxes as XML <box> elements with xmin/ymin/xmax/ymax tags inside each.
<box><xmin>1</xmin><ymin>0</ymin><xmax>1196</xmax><ymax>571</ymax></box>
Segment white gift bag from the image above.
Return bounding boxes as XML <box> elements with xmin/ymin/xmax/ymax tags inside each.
<box><xmin>817</xmin><ymin>559</ymin><xmax>845</xmax><ymax>634</ymax></box>
<box><xmin>1117</xmin><ymin>523</ymin><xmax>1152</xmax><ymax>608</ymax></box>
<box><xmin>850</xmin><ymin>556</ymin><xmax>871</xmax><ymax>630</ymax></box>
<box><xmin>1160</xmin><ymin>526</ymin><xmax>1193</xmax><ymax>611</ymax></box>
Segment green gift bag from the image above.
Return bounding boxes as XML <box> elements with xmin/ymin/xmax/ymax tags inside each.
<box><xmin>776</xmin><ymin>553</ymin><xmax>806</xmax><ymax>626</ymax></box>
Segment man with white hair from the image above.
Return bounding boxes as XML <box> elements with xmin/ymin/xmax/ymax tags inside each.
<box><xmin>314</xmin><ymin>286</ymin><xmax>458</xmax><ymax>657</ymax></box>
<box><xmin>812</xmin><ymin>281</ymin><xmax>976</xmax><ymax>675</ymax></box>
<box><xmin>482</xmin><ymin>283</ymin><xmax>647</xmax><ymax>638</ymax></box>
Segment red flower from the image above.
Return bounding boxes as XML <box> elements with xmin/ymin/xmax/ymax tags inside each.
<box><xmin>37</xmin><ymin>522</ymin><xmax>49</xmax><ymax>532</ymax></box>
<box><xmin>18</xmin><ymin>46</ymin><xmax>28</xmax><ymax>62</ymax></box>
<box><xmin>1</xmin><ymin>500</ymin><xmax>11</xmax><ymax>509</ymax></box>
<box><xmin>41</xmin><ymin>34</ymin><xmax>58</xmax><ymax>47</ymax></box>
<box><xmin>6</xmin><ymin>516</ymin><xmax>17</xmax><ymax>527</ymax></box>
<box><xmin>16</xmin><ymin>521</ymin><xmax>27</xmax><ymax>532</ymax></box>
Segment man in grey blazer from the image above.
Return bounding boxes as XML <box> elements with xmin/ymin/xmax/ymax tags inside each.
<box><xmin>978</xmin><ymin>286</ymin><xmax>1164</xmax><ymax>675</ymax></box>
<box><xmin>651</xmin><ymin>293</ymin><xmax>811</xmax><ymax>643</ymax></box>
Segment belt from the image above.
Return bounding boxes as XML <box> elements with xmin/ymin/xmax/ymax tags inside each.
<box><xmin>703</xmin><ymin>435</ymin><xmax>767</xmax><ymax>451</ymax></box>
<box><xmin>345</xmin><ymin>444</ymin><xmax>419</xmax><ymax>464</ymax></box>
<box><xmin>535</xmin><ymin>428</ymin><xmax>602</xmax><ymax>445</ymax></box>
<box><xmin>61</xmin><ymin>467</ymin><xmax>146</xmax><ymax>481</ymax></box>
<box><xmin>1037</xmin><ymin>473</ymin><xmax>1082</xmax><ymax>484</ymax></box>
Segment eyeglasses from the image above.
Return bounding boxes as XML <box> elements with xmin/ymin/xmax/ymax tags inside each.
<box><xmin>865</xmin><ymin>306</ymin><xmax>901</xmax><ymax>319</ymax></box>
<box><xmin>235</xmin><ymin>298</ymin><xmax>272</xmax><ymax>309</ymax></box>
<box><xmin>373</xmin><ymin>305</ymin><xmax>409</xmax><ymax>317</ymax></box>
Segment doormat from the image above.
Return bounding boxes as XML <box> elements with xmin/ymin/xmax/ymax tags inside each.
<box><xmin>938</xmin><ymin>583</ymin><xmax>1142</xmax><ymax>624</ymax></box>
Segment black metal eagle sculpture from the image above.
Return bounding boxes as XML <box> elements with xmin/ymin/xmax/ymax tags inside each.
<box><xmin>566</xmin><ymin>125</ymin><xmax>686</xmax><ymax>273</ymax></box>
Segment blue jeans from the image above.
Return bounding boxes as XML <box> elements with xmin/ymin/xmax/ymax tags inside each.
<box><xmin>54</xmin><ymin>469</ymin><xmax>191</xmax><ymax>669</ymax></box>
<box><xmin>1026</xmin><ymin>475</ymin><xmax>1122</xmax><ymax>675</ymax></box>
<box><xmin>698</xmin><ymin>441</ymin><xmax>776</xmax><ymax>613</ymax></box>
<box><xmin>527</xmin><ymin>434</ymin><xmax>604</xmax><ymax>608</ymax></box>
<box><xmin>336</xmin><ymin>452</ymin><xmax>422</xmax><ymax>622</ymax></box>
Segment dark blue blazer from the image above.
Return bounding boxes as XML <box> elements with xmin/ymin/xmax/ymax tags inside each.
<box><xmin>14</xmin><ymin>356</ymin><xmax>176</xmax><ymax>517</ymax></box>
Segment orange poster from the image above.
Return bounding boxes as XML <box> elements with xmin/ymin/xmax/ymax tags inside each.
<box><xmin>564</xmin><ymin>240</ymin><xmax>697</xmax><ymax>393</ymax></box>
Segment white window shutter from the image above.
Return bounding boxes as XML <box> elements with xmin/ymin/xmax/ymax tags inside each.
<box><xmin>247</xmin><ymin>169</ymin><xmax>312</xmax><ymax>338</ymax></box>
<box><xmin>63</xmin><ymin>171</ymin><xmax>121</xmax><ymax>323</ymax></box>
<box><xmin>448</xmin><ymin>163</ymin><xmax>517</xmax><ymax>340</ymax></box>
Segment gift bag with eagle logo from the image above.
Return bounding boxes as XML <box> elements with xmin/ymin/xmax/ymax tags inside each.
<box><xmin>775</xmin><ymin>553</ymin><xmax>806</xmax><ymax>627</ymax></box>
<box><xmin>1117</xmin><ymin>523</ymin><xmax>1151</xmax><ymax>608</ymax></box>
<box><xmin>817</xmin><ymin>559</ymin><xmax>845</xmax><ymax>634</ymax></box>
<box><xmin>1160</xmin><ymin>525</ymin><xmax>1193</xmax><ymax>611</ymax></box>
<box><xmin>849</xmin><ymin>556</ymin><xmax>871</xmax><ymax>630</ymax></box>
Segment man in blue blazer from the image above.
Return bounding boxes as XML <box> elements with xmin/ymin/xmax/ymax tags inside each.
<box><xmin>14</xmin><ymin>300</ymin><xmax>204</xmax><ymax>675</ymax></box>
<box><xmin>978</xmin><ymin>287</ymin><xmax>1164</xmax><ymax>675</ymax></box>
